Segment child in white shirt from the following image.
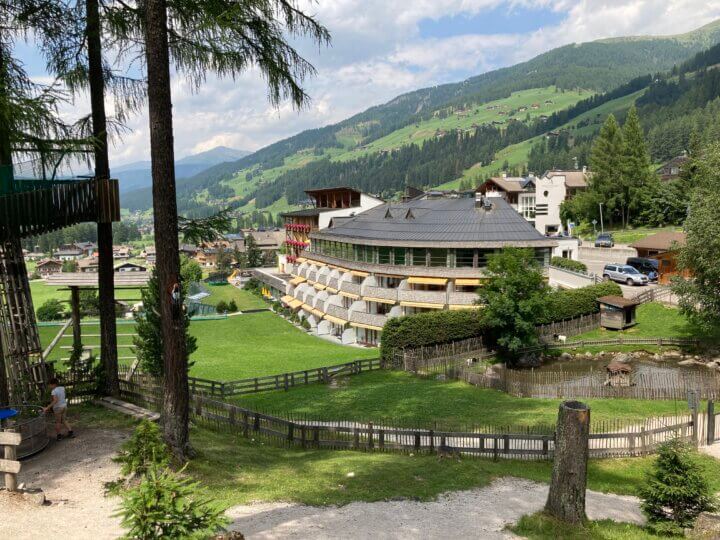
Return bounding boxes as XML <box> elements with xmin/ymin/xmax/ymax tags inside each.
<box><xmin>43</xmin><ymin>378</ymin><xmax>74</xmax><ymax>441</ymax></box>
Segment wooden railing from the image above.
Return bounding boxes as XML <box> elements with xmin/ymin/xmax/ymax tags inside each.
<box><xmin>118</xmin><ymin>357</ymin><xmax>382</xmax><ymax>399</ymax></box>
<box><xmin>119</xmin><ymin>376</ymin><xmax>701</xmax><ymax>460</ymax></box>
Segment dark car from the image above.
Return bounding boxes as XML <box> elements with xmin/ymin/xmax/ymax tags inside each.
<box><xmin>626</xmin><ymin>257</ymin><xmax>659</xmax><ymax>281</ymax></box>
<box><xmin>594</xmin><ymin>233</ymin><xmax>614</xmax><ymax>248</ymax></box>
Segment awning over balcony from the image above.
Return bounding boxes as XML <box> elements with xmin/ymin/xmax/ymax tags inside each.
<box><xmin>350</xmin><ymin>270</ymin><xmax>369</xmax><ymax>278</ymax></box>
<box><xmin>289</xmin><ymin>276</ymin><xmax>306</xmax><ymax>286</ymax></box>
<box><xmin>350</xmin><ymin>321</ymin><xmax>383</xmax><ymax>331</ymax></box>
<box><xmin>313</xmin><ymin>283</ymin><xmax>327</xmax><ymax>291</ymax></box>
<box><xmin>400</xmin><ymin>301</ymin><xmax>444</xmax><ymax>309</ymax></box>
<box><xmin>281</xmin><ymin>295</ymin><xmax>294</xmax><ymax>304</ymax></box>
<box><xmin>338</xmin><ymin>291</ymin><xmax>360</xmax><ymax>300</ymax></box>
<box><xmin>295</xmin><ymin>257</ymin><xmax>307</xmax><ymax>263</ymax></box>
<box><xmin>363</xmin><ymin>296</ymin><xmax>396</xmax><ymax>305</ymax></box>
<box><xmin>455</xmin><ymin>278</ymin><xmax>483</xmax><ymax>286</ymax></box>
<box><xmin>324</xmin><ymin>314</ymin><xmax>348</xmax><ymax>326</ymax></box>
<box><xmin>449</xmin><ymin>304</ymin><xmax>480</xmax><ymax>310</ymax></box>
<box><xmin>326</xmin><ymin>286</ymin><xmax>338</xmax><ymax>294</ymax></box>
<box><xmin>407</xmin><ymin>277</ymin><xmax>448</xmax><ymax>286</ymax></box>
<box><xmin>287</xmin><ymin>299</ymin><xmax>303</xmax><ymax>309</ymax></box>
<box><xmin>309</xmin><ymin>307</ymin><xmax>325</xmax><ymax>318</ymax></box>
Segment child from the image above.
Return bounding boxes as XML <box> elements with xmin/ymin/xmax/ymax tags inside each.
<box><xmin>43</xmin><ymin>378</ymin><xmax>74</xmax><ymax>441</ymax></box>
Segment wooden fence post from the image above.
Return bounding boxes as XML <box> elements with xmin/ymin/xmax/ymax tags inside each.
<box><xmin>1</xmin><ymin>431</ymin><xmax>21</xmax><ymax>492</ymax></box>
<box><xmin>708</xmin><ymin>401</ymin><xmax>716</xmax><ymax>446</ymax></box>
<box><xmin>545</xmin><ymin>401</ymin><xmax>590</xmax><ymax>525</ymax></box>
<box><xmin>368</xmin><ymin>422</ymin><xmax>374</xmax><ymax>450</ymax></box>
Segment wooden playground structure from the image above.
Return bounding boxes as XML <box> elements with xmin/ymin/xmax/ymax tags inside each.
<box><xmin>0</xmin><ymin>175</ymin><xmax>120</xmax><ymax>403</ymax></box>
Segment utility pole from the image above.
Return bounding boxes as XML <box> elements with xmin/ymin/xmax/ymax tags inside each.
<box><xmin>598</xmin><ymin>203</ymin><xmax>604</xmax><ymax>234</ymax></box>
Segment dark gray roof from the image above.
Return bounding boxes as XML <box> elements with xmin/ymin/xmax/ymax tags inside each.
<box><xmin>281</xmin><ymin>208</ymin><xmax>335</xmax><ymax>218</ymax></box>
<box><xmin>312</xmin><ymin>197</ymin><xmax>556</xmax><ymax>248</ymax></box>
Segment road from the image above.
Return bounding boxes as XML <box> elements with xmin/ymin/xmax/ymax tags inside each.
<box><xmin>578</xmin><ymin>244</ymin><xmax>659</xmax><ymax>297</ymax></box>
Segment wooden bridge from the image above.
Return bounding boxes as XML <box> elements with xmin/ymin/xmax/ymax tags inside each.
<box><xmin>0</xmin><ymin>177</ymin><xmax>120</xmax><ymax>402</ymax></box>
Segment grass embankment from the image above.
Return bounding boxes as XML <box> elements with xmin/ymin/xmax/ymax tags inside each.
<box><xmin>38</xmin><ymin>322</ymin><xmax>137</xmax><ymax>365</ymax></box>
<box><xmin>232</xmin><ymin>370</ymin><xmax>689</xmax><ymax>430</ymax></box>
<box><xmin>30</xmin><ymin>280</ymin><xmax>143</xmax><ymax>312</ymax></box>
<box><xmin>76</xmin><ymin>404</ymin><xmax>720</xmax><ymax>509</ymax></box>
<box><xmin>578</xmin><ymin>225</ymin><xmax>684</xmax><ymax>245</ymax></box>
<box><xmin>203</xmin><ymin>284</ymin><xmax>265</xmax><ymax>310</ymax></box>
<box><xmin>512</xmin><ymin>513</ymin><xmax>665</xmax><ymax>540</ymax></box>
<box><xmin>39</xmin><ymin>311</ymin><xmax>377</xmax><ymax>379</ymax></box>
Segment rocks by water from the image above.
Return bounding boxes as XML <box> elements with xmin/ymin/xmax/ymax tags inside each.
<box><xmin>516</xmin><ymin>351</ymin><xmax>542</xmax><ymax>368</ymax></box>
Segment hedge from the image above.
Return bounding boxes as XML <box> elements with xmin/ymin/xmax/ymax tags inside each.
<box><xmin>380</xmin><ymin>281</ymin><xmax>622</xmax><ymax>359</ymax></box>
<box><xmin>550</xmin><ymin>256</ymin><xmax>587</xmax><ymax>273</ymax></box>
<box><xmin>540</xmin><ymin>281</ymin><xmax>622</xmax><ymax>323</ymax></box>
<box><xmin>380</xmin><ymin>309</ymin><xmax>484</xmax><ymax>361</ymax></box>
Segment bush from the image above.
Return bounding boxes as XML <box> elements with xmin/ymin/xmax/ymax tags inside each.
<box><xmin>227</xmin><ymin>300</ymin><xmax>238</xmax><ymax>312</ymax></box>
<box><xmin>118</xmin><ymin>465</ymin><xmax>227</xmax><ymax>539</ymax></box>
<box><xmin>550</xmin><ymin>256</ymin><xmax>587</xmax><ymax>273</ymax></box>
<box><xmin>541</xmin><ymin>281</ymin><xmax>622</xmax><ymax>323</ymax></box>
<box><xmin>37</xmin><ymin>299</ymin><xmax>66</xmax><ymax>321</ymax></box>
<box><xmin>639</xmin><ymin>439</ymin><xmax>716</xmax><ymax>531</ymax></box>
<box><xmin>114</xmin><ymin>421</ymin><xmax>171</xmax><ymax>479</ymax></box>
<box><xmin>381</xmin><ymin>309</ymin><xmax>485</xmax><ymax>361</ymax></box>
<box><xmin>216</xmin><ymin>300</ymin><xmax>229</xmax><ymax>313</ymax></box>
<box><xmin>300</xmin><ymin>317</ymin><xmax>311</xmax><ymax>330</ymax></box>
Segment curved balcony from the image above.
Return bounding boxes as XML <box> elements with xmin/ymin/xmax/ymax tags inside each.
<box><xmin>350</xmin><ymin>311</ymin><xmax>388</xmax><ymax>329</ymax></box>
<box><xmin>398</xmin><ymin>289</ymin><xmax>447</xmax><ymax>306</ymax></box>
<box><xmin>325</xmin><ymin>303</ymin><xmax>349</xmax><ymax>321</ymax></box>
<box><xmin>327</xmin><ymin>277</ymin><xmax>339</xmax><ymax>291</ymax></box>
<box><xmin>361</xmin><ymin>285</ymin><xmax>397</xmax><ymax>303</ymax></box>
<box><xmin>339</xmin><ymin>280</ymin><xmax>361</xmax><ymax>297</ymax></box>
<box><xmin>447</xmin><ymin>291</ymin><xmax>478</xmax><ymax>306</ymax></box>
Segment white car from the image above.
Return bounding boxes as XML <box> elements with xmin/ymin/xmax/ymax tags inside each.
<box><xmin>603</xmin><ymin>264</ymin><xmax>649</xmax><ymax>286</ymax></box>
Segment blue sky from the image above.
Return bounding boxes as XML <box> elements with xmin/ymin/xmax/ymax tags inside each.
<box><xmin>14</xmin><ymin>0</ymin><xmax>720</xmax><ymax>166</ymax></box>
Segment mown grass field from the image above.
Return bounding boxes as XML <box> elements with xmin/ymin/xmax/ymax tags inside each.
<box><xmin>39</xmin><ymin>311</ymin><xmax>377</xmax><ymax>379</ymax></box>
<box><xmin>203</xmin><ymin>284</ymin><xmax>266</xmax><ymax>310</ymax></box>
<box><xmin>512</xmin><ymin>512</ymin><xmax>666</xmax><ymax>540</ymax></box>
<box><xmin>578</xmin><ymin>225</ymin><xmax>684</xmax><ymax>245</ymax></box>
<box><xmin>30</xmin><ymin>280</ymin><xmax>143</xmax><ymax>312</ymax></box>
<box><xmin>232</xmin><ymin>369</ymin><xmax>690</xmax><ymax>430</ymax></box>
<box><xmin>79</xmin><ymin>404</ymin><xmax>720</xmax><ymax>509</ymax></box>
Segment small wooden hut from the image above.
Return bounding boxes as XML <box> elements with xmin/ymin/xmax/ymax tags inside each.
<box><xmin>605</xmin><ymin>361</ymin><xmax>633</xmax><ymax>387</ymax></box>
<box><xmin>597</xmin><ymin>295</ymin><xmax>639</xmax><ymax>330</ymax></box>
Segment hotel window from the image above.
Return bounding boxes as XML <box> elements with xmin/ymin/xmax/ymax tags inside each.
<box><xmin>477</xmin><ymin>249</ymin><xmax>495</xmax><ymax>268</ymax></box>
<box><xmin>411</xmin><ymin>248</ymin><xmax>426</xmax><ymax>266</ymax></box>
<box><xmin>429</xmin><ymin>248</ymin><xmax>447</xmax><ymax>267</ymax></box>
<box><xmin>378</xmin><ymin>246</ymin><xmax>391</xmax><ymax>265</ymax></box>
<box><xmin>393</xmin><ymin>247</ymin><xmax>406</xmax><ymax>265</ymax></box>
<box><xmin>518</xmin><ymin>194</ymin><xmax>536</xmax><ymax>219</ymax></box>
<box><xmin>456</xmin><ymin>248</ymin><xmax>475</xmax><ymax>268</ymax></box>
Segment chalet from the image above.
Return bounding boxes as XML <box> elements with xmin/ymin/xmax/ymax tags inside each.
<box><xmin>655</xmin><ymin>153</ymin><xmax>689</xmax><ymax>181</ymax></box>
<box><xmin>74</xmin><ymin>241</ymin><xmax>97</xmax><ymax>257</ymax></box>
<box><xmin>140</xmin><ymin>245</ymin><xmax>156</xmax><ymax>265</ymax></box>
<box><xmin>115</xmin><ymin>262</ymin><xmax>147</xmax><ymax>272</ymax></box>
<box><xmin>78</xmin><ymin>256</ymin><xmax>99</xmax><ymax>273</ymax></box>
<box><xmin>54</xmin><ymin>245</ymin><xmax>83</xmax><ymax>261</ymax></box>
<box><xmin>36</xmin><ymin>258</ymin><xmax>62</xmax><ymax>276</ymax></box>
<box><xmin>517</xmin><ymin>106</ymin><xmax>528</xmax><ymax>112</ymax></box>
<box><xmin>113</xmin><ymin>245</ymin><xmax>132</xmax><ymax>259</ymax></box>
<box><xmin>531</xmin><ymin>103</ymin><xmax>540</xmax><ymax>109</ymax></box>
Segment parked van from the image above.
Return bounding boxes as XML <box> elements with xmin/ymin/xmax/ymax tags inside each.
<box><xmin>626</xmin><ymin>257</ymin><xmax>659</xmax><ymax>282</ymax></box>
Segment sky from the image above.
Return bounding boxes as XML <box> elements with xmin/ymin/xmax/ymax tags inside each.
<box><xmin>14</xmin><ymin>0</ymin><xmax>720</xmax><ymax>167</ymax></box>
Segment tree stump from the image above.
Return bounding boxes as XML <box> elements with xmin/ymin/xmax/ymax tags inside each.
<box><xmin>545</xmin><ymin>400</ymin><xmax>590</xmax><ymax>524</ymax></box>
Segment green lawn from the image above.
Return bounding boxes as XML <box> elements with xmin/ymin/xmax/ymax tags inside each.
<box><xmin>188</xmin><ymin>312</ymin><xmax>377</xmax><ymax>380</ymax></box>
<box><xmin>203</xmin><ymin>284</ymin><xmax>266</xmax><ymax>310</ymax></box>
<box><xmin>38</xmin><ymin>321</ymin><xmax>138</xmax><ymax>366</ymax></box>
<box><xmin>30</xmin><ymin>280</ymin><xmax>143</xmax><ymax>312</ymax></box>
<box><xmin>38</xmin><ymin>311</ymin><xmax>377</xmax><ymax>379</ymax></box>
<box><xmin>511</xmin><ymin>513</ymin><xmax>665</xmax><ymax>540</ymax></box>
<box><xmin>578</xmin><ymin>225</ymin><xmax>683</xmax><ymax>245</ymax></box>
<box><xmin>76</xmin><ymin>405</ymin><xmax>720</xmax><ymax>510</ymax></box>
<box><xmin>232</xmin><ymin>370</ymin><xmax>691</xmax><ymax>431</ymax></box>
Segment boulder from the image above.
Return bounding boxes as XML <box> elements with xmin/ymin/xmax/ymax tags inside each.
<box><xmin>706</xmin><ymin>361</ymin><xmax>719</xmax><ymax>369</ymax></box>
<box><xmin>689</xmin><ymin>512</ymin><xmax>720</xmax><ymax>539</ymax></box>
<box><xmin>585</xmin><ymin>352</ymin><xmax>593</xmax><ymax>358</ymax></box>
<box><xmin>515</xmin><ymin>352</ymin><xmax>542</xmax><ymax>368</ymax></box>
<box><xmin>613</xmin><ymin>353</ymin><xmax>631</xmax><ymax>364</ymax></box>
<box><xmin>665</xmin><ymin>350</ymin><xmax>682</xmax><ymax>358</ymax></box>
<box><xmin>679</xmin><ymin>359</ymin><xmax>702</xmax><ymax>366</ymax></box>
<box><xmin>559</xmin><ymin>352</ymin><xmax>573</xmax><ymax>361</ymax></box>
<box><xmin>22</xmin><ymin>488</ymin><xmax>45</xmax><ymax>506</ymax></box>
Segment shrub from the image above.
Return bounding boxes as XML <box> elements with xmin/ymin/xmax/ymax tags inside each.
<box><xmin>550</xmin><ymin>256</ymin><xmax>587</xmax><ymax>273</ymax></box>
<box><xmin>227</xmin><ymin>300</ymin><xmax>238</xmax><ymax>312</ymax></box>
<box><xmin>540</xmin><ymin>281</ymin><xmax>622</xmax><ymax>323</ymax></box>
<box><xmin>300</xmin><ymin>317</ymin><xmax>311</xmax><ymax>330</ymax></box>
<box><xmin>639</xmin><ymin>439</ymin><xmax>716</xmax><ymax>531</ymax></box>
<box><xmin>114</xmin><ymin>421</ymin><xmax>171</xmax><ymax>479</ymax></box>
<box><xmin>381</xmin><ymin>309</ymin><xmax>485</xmax><ymax>361</ymax></box>
<box><xmin>216</xmin><ymin>300</ymin><xmax>229</xmax><ymax>313</ymax></box>
<box><xmin>118</xmin><ymin>465</ymin><xmax>227</xmax><ymax>539</ymax></box>
<box><xmin>37</xmin><ymin>299</ymin><xmax>66</xmax><ymax>321</ymax></box>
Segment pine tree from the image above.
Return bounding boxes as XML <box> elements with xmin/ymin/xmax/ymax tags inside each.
<box><xmin>245</xmin><ymin>234</ymin><xmax>263</xmax><ymax>268</ymax></box>
<box><xmin>621</xmin><ymin>106</ymin><xmax>655</xmax><ymax>227</ymax></box>
<box><xmin>589</xmin><ymin>114</ymin><xmax>624</xmax><ymax>226</ymax></box>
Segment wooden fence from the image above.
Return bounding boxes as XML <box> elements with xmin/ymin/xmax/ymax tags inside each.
<box><xmin>118</xmin><ymin>375</ymin><xmax>702</xmax><ymax>460</ymax></box>
<box><xmin>118</xmin><ymin>357</ymin><xmax>383</xmax><ymax>399</ymax></box>
<box><xmin>536</xmin><ymin>313</ymin><xmax>601</xmax><ymax>340</ymax></box>
<box><xmin>632</xmin><ymin>286</ymin><xmax>674</xmax><ymax>305</ymax></box>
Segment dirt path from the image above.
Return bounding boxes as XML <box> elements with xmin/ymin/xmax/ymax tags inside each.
<box><xmin>225</xmin><ymin>478</ymin><xmax>644</xmax><ymax>540</ymax></box>
<box><xmin>0</xmin><ymin>428</ymin><xmax>128</xmax><ymax>540</ymax></box>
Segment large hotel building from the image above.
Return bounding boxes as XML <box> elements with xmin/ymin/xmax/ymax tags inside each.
<box><xmin>254</xmin><ymin>187</ymin><xmax>557</xmax><ymax>346</ymax></box>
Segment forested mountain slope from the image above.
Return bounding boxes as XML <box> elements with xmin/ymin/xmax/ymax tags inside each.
<box><xmin>121</xmin><ymin>20</ymin><xmax>720</xmax><ymax>217</ymax></box>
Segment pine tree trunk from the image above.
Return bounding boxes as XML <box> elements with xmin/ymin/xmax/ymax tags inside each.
<box><xmin>0</xmin><ymin>46</ymin><xmax>10</xmax><ymax>405</ymax></box>
<box><xmin>545</xmin><ymin>400</ymin><xmax>590</xmax><ymax>524</ymax></box>
<box><xmin>143</xmin><ymin>0</ymin><xmax>192</xmax><ymax>460</ymax></box>
<box><xmin>86</xmin><ymin>0</ymin><xmax>119</xmax><ymax>396</ymax></box>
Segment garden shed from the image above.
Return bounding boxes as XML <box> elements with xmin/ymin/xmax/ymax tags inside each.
<box><xmin>597</xmin><ymin>295</ymin><xmax>639</xmax><ymax>330</ymax></box>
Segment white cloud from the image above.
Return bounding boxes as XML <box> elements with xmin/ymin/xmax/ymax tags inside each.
<box><xmin>39</xmin><ymin>0</ymin><xmax>717</xmax><ymax>167</ymax></box>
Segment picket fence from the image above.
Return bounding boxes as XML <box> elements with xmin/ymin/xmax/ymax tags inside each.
<box><xmin>118</xmin><ymin>375</ymin><xmax>702</xmax><ymax>460</ymax></box>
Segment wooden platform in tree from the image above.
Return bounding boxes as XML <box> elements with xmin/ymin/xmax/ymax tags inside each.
<box><xmin>45</xmin><ymin>271</ymin><xmax>150</xmax><ymax>288</ymax></box>
<box><xmin>0</xmin><ymin>178</ymin><xmax>119</xmax><ymax>240</ymax></box>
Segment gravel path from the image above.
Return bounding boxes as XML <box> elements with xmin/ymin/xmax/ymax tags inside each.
<box><xmin>225</xmin><ymin>478</ymin><xmax>644</xmax><ymax>539</ymax></box>
<box><xmin>0</xmin><ymin>428</ymin><xmax>128</xmax><ymax>540</ymax></box>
